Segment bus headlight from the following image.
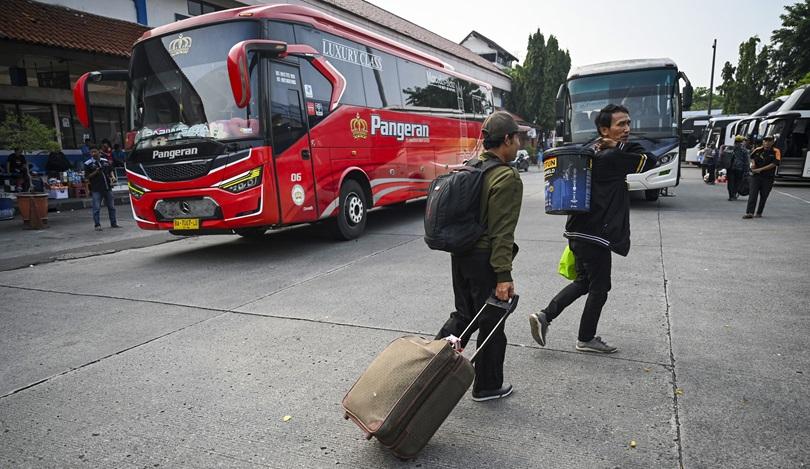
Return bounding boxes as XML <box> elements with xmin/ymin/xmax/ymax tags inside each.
<box><xmin>656</xmin><ymin>153</ymin><xmax>677</xmax><ymax>166</ymax></box>
<box><xmin>128</xmin><ymin>182</ymin><xmax>147</xmax><ymax>199</ymax></box>
<box><xmin>220</xmin><ymin>167</ymin><xmax>262</xmax><ymax>193</ymax></box>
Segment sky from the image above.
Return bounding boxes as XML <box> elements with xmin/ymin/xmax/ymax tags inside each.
<box><xmin>366</xmin><ymin>0</ymin><xmax>795</xmax><ymax>89</ymax></box>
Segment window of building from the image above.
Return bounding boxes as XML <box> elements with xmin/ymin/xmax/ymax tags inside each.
<box><xmin>36</xmin><ymin>70</ymin><xmax>70</xmax><ymax>90</ymax></box>
<box><xmin>187</xmin><ymin>0</ymin><xmax>221</xmax><ymax>16</ymax></box>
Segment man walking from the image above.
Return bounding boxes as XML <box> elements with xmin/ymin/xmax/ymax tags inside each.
<box><xmin>529</xmin><ymin>104</ymin><xmax>650</xmax><ymax>354</ymax></box>
<box><xmin>727</xmin><ymin>135</ymin><xmax>750</xmax><ymax>201</ymax></box>
<box><xmin>85</xmin><ymin>146</ymin><xmax>120</xmax><ymax>231</ymax></box>
<box><xmin>743</xmin><ymin>135</ymin><xmax>781</xmax><ymax>218</ymax></box>
<box><xmin>436</xmin><ymin>111</ymin><xmax>523</xmax><ymax>401</ymax></box>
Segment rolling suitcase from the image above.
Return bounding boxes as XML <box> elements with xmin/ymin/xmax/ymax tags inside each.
<box><xmin>342</xmin><ymin>294</ymin><xmax>519</xmax><ymax>459</ymax></box>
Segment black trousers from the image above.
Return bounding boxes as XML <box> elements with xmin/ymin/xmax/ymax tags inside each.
<box><xmin>727</xmin><ymin>169</ymin><xmax>743</xmax><ymax>198</ymax></box>
<box><xmin>746</xmin><ymin>175</ymin><xmax>774</xmax><ymax>215</ymax></box>
<box><xmin>543</xmin><ymin>240</ymin><xmax>612</xmax><ymax>342</ymax></box>
<box><xmin>436</xmin><ymin>250</ymin><xmax>506</xmax><ymax>392</ymax></box>
<box><xmin>703</xmin><ymin>162</ymin><xmax>716</xmax><ymax>183</ymax></box>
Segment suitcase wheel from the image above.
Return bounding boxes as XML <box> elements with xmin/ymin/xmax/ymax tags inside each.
<box><xmin>343</xmin><ymin>413</ymin><xmax>349</xmax><ymax>420</ymax></box>
<box><xmin>364</xmin><ymin>432</ymin><xmax>373</xmax><ymax>441</ymax></box>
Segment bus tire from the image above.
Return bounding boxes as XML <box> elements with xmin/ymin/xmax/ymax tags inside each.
<box><xmin>235</xmin><ymin>227</ymin><xmax>266</xmax><ymax>238</ymax></box>
<box><xmin>644</xmin><ymin>189</ymin><xmax>660</xmax><ymax>201</ymax></box>
<box><xmin>333</xmin><ymin>179</ymin><xmax>367</xmax><ymax>240</ymax></box>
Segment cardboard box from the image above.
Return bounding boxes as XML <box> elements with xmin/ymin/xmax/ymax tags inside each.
<box><xmin>48</xmin><ymin>188</ymin><xmax>68</xmax><ymax>199</ymax></box>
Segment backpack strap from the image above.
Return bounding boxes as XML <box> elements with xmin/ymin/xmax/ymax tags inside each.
<box><xmin>468</xmin><ymin>155</ymin><xmax>507</xmax><ymax>172</ymax></box>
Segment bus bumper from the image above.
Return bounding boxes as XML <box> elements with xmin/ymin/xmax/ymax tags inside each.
<box><xmin>626</xmin><ymin>157</ymin><xmax>679</xmax><ymax>191</ymax></box>
<box><xmin>128</xmin><ymin>184</ymin><xmax>274</xmax><ymax>232</ymax></box>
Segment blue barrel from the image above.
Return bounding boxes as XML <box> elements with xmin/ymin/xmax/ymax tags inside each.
<box><xmin>0</xmin><ymin>194</ymin><xmax>14</xmax><ymax>221</ymax></box>
<box><xmin>543</xmin><ymin>146</ymin><xmax>593</xmax><ymax>215</ymax></box>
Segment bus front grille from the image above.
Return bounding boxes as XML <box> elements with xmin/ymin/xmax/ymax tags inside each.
<box><xmin>144</xmin><ymin>160</ymin><xmax>211</xmax><ymax>181</ymax></box>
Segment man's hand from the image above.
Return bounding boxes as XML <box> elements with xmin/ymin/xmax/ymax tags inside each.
<box><xmin>594</xmin><ymin>137</ymin><xmax>619</xmax><ymax>152</ymax></box>
<box><xmin>495</xmin><ymin>281</ymin><xmax>514</xmax><ymax>301</ymax></box>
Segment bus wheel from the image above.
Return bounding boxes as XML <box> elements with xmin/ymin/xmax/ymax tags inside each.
<box><xmin>644</xmin><ymin>189</ymin><xmax>660</xmax><ymax>201</ymax></box>
<box><xmin>333</xmin><ymin>180</ymin><xmax>367</xmax><ymax>240</ymax></box>
<box><xmin>235</xmin><ymin>227</ymin><xmax>266</xmax><ymax>238</ymax></box>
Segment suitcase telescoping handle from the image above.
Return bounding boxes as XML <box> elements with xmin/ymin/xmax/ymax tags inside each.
<box><xmin>457</xmin><ymin>294</ymin><xmax>519</xmax><ymax>364</ymax></box>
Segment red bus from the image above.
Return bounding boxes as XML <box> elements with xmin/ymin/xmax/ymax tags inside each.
<box><xmin>73</xmin><ymin>4</ymin><xmax>494</xmax><ymax>239</ymax></box>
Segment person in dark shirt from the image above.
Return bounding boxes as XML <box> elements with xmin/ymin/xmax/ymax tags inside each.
<box><xmin>743</xmin><ymin>135</ymin><xmax>781</xmax><ymax>219</ymax></box>
<box><xmin>530</xmin><ymin>104</ymin><xmax>650</xmax><ymax>354</ymax></box>
<box><xmin>111</xmin><ymin>143</ymin><xmax>126</xmax><ymax>167</ymax></box>
<box><xmin>435</xmin><ymin>111</ymin><xmax>523</xmax><ymax>402</ymax></box>
<box><xmin>6</xmin><ymin>148</ymin><xmax>31</xmax><ymax>192</ymax></box>
<box><xmin>84</xmin><ymin>146</ymin><xmax>119</xmax><ymax>231</ymax></box>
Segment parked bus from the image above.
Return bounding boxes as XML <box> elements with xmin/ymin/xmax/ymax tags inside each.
<box><xmin>728</xmin><ymin>96</ymin><xmax>787</xmax><ymax>144</ymax></box>
<box><xmin>73</xmin><ymin>4</ymin><xmax>494</xmax><ymax>239</ymax></box>
<box><xmin>554</xmin><ymin>58</ymin><xmax>693</xmax><ymax>201</ymax></box>
<box><xmin>703</xmin><ymin>114</ymin><xmax>749</xmax><ymax>154</ymax></box>
<box><xmin>752</xmin><ymin>86</ymin><xmax>810</xmax><ymax>180</ymax></box>
<box><xmin>682</xmin><ymin>115</ymin><xmax>712</xmax><ymax>164</ymax></box>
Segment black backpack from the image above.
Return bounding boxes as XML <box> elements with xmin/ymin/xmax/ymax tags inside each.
<box><xmin>424</xmin><ymin>157</ymin><xmax>506</xmax><ymax>253</ymax></box>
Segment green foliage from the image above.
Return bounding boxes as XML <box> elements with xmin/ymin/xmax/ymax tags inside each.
<box><xmin>504</xmin><ymin>30</ymin><xmax>570</xmax><ymax>130</ymax></box>
<box><xmin>720</xmin><ymin>37</ymin><xmax>775</xmax><ymax>114</ymax></box>
<box><xmin>690</xmin><ymin>86</ymin><xmax>725</xmax><ymax>111</ymax></box>
<box><xmin>771</xmin><ymin>0</ymin><xmax>810</xmax><ymax>89</ymax></box>
<box><xmin>0</xmin><ymin>114</ymin><xmax>59</xmax><ymax>153</ymax></box>
<box><xmin>776</xmin><ymin>71</ymin><xmax>810</xmax><ymax>95</ymax></box>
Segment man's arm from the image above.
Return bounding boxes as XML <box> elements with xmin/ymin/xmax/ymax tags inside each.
<box><xmin>592</xmin><ymin>139</ymin><xmax>650</xmax><ymax>179</ymax></box>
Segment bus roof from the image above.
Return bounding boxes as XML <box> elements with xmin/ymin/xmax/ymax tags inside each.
<box><xmin>138</xmin><ymin>3</ymin><xmax>492</xmax><ymax>89</ymax></box>
<box><xmin>568</xmin><ymin>58</ymin><xmax>677</xmax><ymax>79</ymax></box>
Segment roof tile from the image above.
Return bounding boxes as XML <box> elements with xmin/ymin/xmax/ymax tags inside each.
<box><xmin>0</xmin><ymin>0</ymin><xmax>149</xmax><ymax>58</ymax></box>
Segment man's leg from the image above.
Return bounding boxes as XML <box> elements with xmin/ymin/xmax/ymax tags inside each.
<box><xmin>91</xmin><ymin>191</ymin><xmax>102</xmax><ymax>227</ymax></box>
<box><xmin>437</xmin><ymin>255</ymin><xmax>475</xmax><ymax>348</ymax></box>
<box><xmin>572</xmin><ymin>242</ymin><xmax>612</xmax><ymax>343</ymax></box>
<box><xmin>543</xmin><ymin>243</ymin><xmax>589</xmax><ymax>323</ymax></box>
<box><xmin>727</xmin><ymin>170</ymin><xmax>739</xmax><ymax>198</ymax></box>
<box><xmin>756</xmin><ymin>177</ymin><xmax>774</xmax><ymax>215</ymax></box>
<box><xmin>746</xmin><ymin>176</ymin><xmax>762</xmax><ymax>215</ymax></box>
<box><xmin>104</xmin><ymin>190</ymin><xmax>117</xmax><ymax>226</ymax></box>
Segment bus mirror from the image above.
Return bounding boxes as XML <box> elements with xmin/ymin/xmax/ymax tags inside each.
<box><xmin>683</xmin><ymin>83</ymin><xmax>694</xmax><ymax>111</ymax></box>
<box><xmin>554</xmin><ymin>84</ymin><xmax>565</xmax><ymax>119</ymax></box>
<box><xmin>227</xmin><ymin>40</ymin><xmax>288</xmax><ymax>108</ymax></box>
<box><xmin>72</xmin><ymin>70</ymin><xmax>129</xmax><ymax>128</ymax></box>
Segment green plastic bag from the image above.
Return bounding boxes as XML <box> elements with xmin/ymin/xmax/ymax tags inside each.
<box><xmin>558</xmin><ymin>246</ymin><xmax>577</xmax><ymax>280</ymax></box>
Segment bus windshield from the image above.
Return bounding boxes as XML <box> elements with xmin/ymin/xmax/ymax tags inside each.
<box><xmin>568</xmin><ymin>68</ymin><xmax>678</xmax><ymax>144</ymax></box>
<box><xmin>130</xmin><ymin>21</ymin><xmax>260</xmax><ymax>148</ymax></box>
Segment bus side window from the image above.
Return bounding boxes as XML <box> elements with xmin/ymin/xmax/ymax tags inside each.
<box><xmin>362</xmin><ymin>48</ymin><xmax>401</xmax><ymax>109</ymax></box>
<box><xmin>293</xmin><ymin>25</ymin><xmax>366</xmax><ymax>107</ymax></box>
<box><xmin>398</xmin><ymin>59</ymin><xmax>428</xmax><ymax>108</ymax></box>
<box><xmin>299</xmin><ymin>60</ymin><xmax>332</xmax><ymax>128</ymax></box>
<box><xmin>270</xmin><ymin>84</ymin><xmax>306</xmax><ymax>155</ymax></box>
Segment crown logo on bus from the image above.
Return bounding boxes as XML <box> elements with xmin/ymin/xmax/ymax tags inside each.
<box><xmin>351</xmin><ymin>113</ymin><xmax>368</xmax><ymax>139</ymax></box>
<box><xmin>169</xmin><ymin>34</ymin><xmax>192</xmax><ymax>56</ymax></box>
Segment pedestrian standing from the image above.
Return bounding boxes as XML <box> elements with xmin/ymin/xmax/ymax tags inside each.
<box><xmin>743</xmin><ymin>135</ymin><xmax>781</xmax><ymax>219</ymax></box>
<box><xmin>726</xmin><ymin>135</ymin><xmax>750</xmax><ymax>201</ymax></box>
<box><xmin>84</xmin><ymin>146</ymin><xmax>120</xmax><ymax>231</ymax></box>
<box><xmin>529</xmin><ymin>104</ymin><xmax>650</xmax><ymax>354</ymax></box>
<box><xmin>6</xmin><ymin>148</ymin><xmax>31</xmax><ymax>192</ymax></box>
<box><xmin>435</xmin><ymin>111</ymin><xmax>523</xmax><ymax>402</ymax></box>
<box><xmin>112</xmin><ymin>143</ymin><xmax>126</xmax><ymax>167</ymax></box>
<box><xmin>703</xmin><ymin>144</ymin><xmax>717</xmax><ymax>184</ymax></box>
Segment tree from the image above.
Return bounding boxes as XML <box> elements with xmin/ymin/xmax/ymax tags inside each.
<box><xmin>720</xmin><ymin>37</ymin><xmax>773</xmax><ymax>114</ymax></box>
<box><xmin>689</xmin><ymin>86</ymin><xmax>725</xmax><ymax>111</ymax></box>
<box><xmin>505</xmin><ymin>30</ymin><xmax>570</xmax><ymax>129</ymax></box>
<box><xmin>0</xmin><ymin>114</ymin><xmax>59</xmax><ymax>154</ymax></box>
<box><xmin>771</xmin><ymin>0</ymin><xmax>810</xmax><ymax>89</ymax></box>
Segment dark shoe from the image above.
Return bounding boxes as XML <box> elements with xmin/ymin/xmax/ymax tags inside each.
<box><xmin>576</xmin><ymin>336</ymin><xmax>618</xmax><ymax>354</ymax></box>
<box><xmin>727</xmin><ymin>197</ymin><xmax>734</xmax><ymax>201</ymax></box>
<box><xmin>754</xmin><ymin>214</ymin><xmax>762</xmax><ymax>218</ymax></box>
<box><xmin>472</xmin><ymin>383</ymin><xmax>513</xmax><ymax>402</ymax></box>
<box><xmin>529</xmin><ymin>311</ymin><xmax>549</xmax><ymax>347</ymax></box>
<box><xmin>94</xmin><ymin>225</ymin><xmax>103</xmax><ymax>231</ymax></box>
<box><xmin>110</xmin><ymin>224</ymin><xmax>122</xmax><ymax>228</ymax></box>
<box><xmin>742</xmin><ymin>214</ymin><xmax>753</xmax><ymax>219</ymax></box>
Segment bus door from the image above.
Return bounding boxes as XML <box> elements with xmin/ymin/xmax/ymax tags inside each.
<box><xmin>268</xmin><ymin>60</ymin><xmax>318</xmax><ymax>224</ymax></box>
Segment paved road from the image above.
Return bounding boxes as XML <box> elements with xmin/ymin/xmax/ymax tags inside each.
<box><xmin>1</xmin><ymin>165</ymin><xmax>808</xmax><ymax>468</ymax></box>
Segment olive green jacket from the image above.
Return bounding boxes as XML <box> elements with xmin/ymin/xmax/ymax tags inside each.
<box><xmin>473</xmin><ymin>152</ymin><xmax>523</xmax><ymax>282</ymax></box>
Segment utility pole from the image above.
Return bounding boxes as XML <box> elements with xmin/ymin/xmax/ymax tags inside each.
<box><xmin>708</xmin><ymin>39</ymin><xmax>717</xmax><ymax>115</ymax></box>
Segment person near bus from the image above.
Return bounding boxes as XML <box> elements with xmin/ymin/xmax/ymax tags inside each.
<box><xmin>84</xmin><ymin>145</ymin><xmax>120</xmax><ymax>231</ymax></box>
<box><xmin>435</xmin><ymin>111</ymin><xmax>523</xmax><ymax>402</ymax></box>
<box><xmin>743</xmin><ymin>135</ymin><xmax>781</xmax><ymax>219</ymax></box>
<box><xmin>6</xmin><ymin>148</ymin><xmax>31</xmax><ymax>192</ymax></box>
<box><xmin>529</xmin><ymin>104</ymin><xmax>650</xmax><ymax>354</ymax></box>
<box><xmin>111</xmin><ymin>143</ymin><xmax>126</xmax><ymax>168</ymax></box>
<box><xmin>702</xmin><ymin>145</ymin><xmax>717</xmax><ymax>184</ymax></box>
<box><xmin>727</xmin><ymin>135</ymin><xmax>750</xmax><ymax>201</ymax></box>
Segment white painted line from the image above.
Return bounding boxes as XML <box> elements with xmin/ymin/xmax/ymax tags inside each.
<box><xmin>775</xmin><ymin>190</ymin><xmax>810</xmax><ymax>204</ymax></box>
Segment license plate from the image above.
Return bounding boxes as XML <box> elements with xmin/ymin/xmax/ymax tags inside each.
<box><xmin>173</xmin><ymin>218</ymin><xmax>199</xmax><ymax>230</ymax></box>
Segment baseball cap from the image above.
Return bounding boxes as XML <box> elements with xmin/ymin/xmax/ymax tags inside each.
<box><xmin>481</xmin><ymin>111</ymin><xmax>519</xmax><ymax>141</ymax></box>
<box><xmin>734</xmin><ymin>135</ymin><xmax>744</xmax><ymax>142</ymax></box>
<box><xmin>763</xmin><ymin>135</ymin><xmax>775</xmax><ymax>141</ymax></box>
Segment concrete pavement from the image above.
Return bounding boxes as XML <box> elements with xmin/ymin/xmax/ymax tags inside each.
<box><xmin>0</xmin><ymin>165</ymin><xmax>808</xmax><ymax>468</ymax></box>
